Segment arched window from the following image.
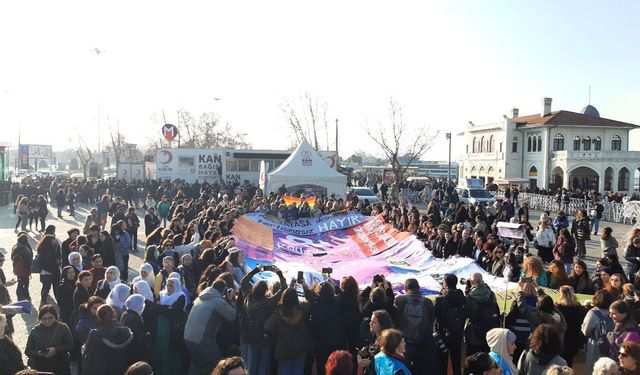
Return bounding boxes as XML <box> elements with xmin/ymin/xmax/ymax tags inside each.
<box><xmin>527</xmin><ymin>136</ymin><xmax>532</xmax><ymax>152</ymax></box>
<box><xmin>489</xmin><ymin>135</ymin><xmax>494</xmax><ymax>153</ymax></box>
<box><xmin>573</xmin><ymin>136</ymin><xmax>581</xmax><ymax>151</ymax></box>
<box><xmin>594</xmin><ymin>136</ymin><xmax>601</xmax><ymax>151</ymax></box>
<box><xmin>532</xmin><ymin>136</ymin><xmax>537</xmax><ymax>152</ymax></box>
<box><xmin>511</xmin><ymin>137</ymin><xmax>518</xmax><ymax>153</ymax></box>
<box><xmin>612</xmin><ymin>135</ymin><xmax>622</xmax><ymax>151</ymax></box>
<box><xmin>582</xmin><ymin>136</ymin><xmax>591</xmax><ymax>151</ymax></box>
<box><xmin>553</xmin><ymin>133</ymin><xmax>564</xmax><ymax>151</ymax></box>
<box><xmin>480</xmin><ymin>136</ymin><xmax>485</xmax><ymax>152</ymax></box>
<box><xmin>537</xmin><ymin>135</ymin><xmax>542</xmax><ymax>152</ymax></box>
<box><xmin>466</xmin><ymin>145</ymin><xmax>469</xmax><ymax>154</ymax></box>
<box><xmin>472</xmin><ymin>137</ymin><xmax>476</xmax><ymax>153</ymax></box>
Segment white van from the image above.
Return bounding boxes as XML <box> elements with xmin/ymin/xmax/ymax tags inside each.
<box><xmin>456</xmin><ymin>178</ymin><xmax>496</xmax><ymax>205</ymax></box>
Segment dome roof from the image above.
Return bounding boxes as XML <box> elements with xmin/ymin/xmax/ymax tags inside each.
<box><xmin>581</xmin><ymin>104</ymin><xmax>600</xmax><ymax>118</ymax></box>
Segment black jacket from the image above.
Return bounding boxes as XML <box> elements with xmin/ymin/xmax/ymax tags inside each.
<box><xmin>309</xmin><ymin>295</ymin><xmax>347</xmax><ymax>350</ymax></box>
<box><xmin>38</xmin><ymin>243</ymin><xmax>61</xmax><ymax>274</ymax></box>
<box><xmin>457</xmin><ymin>238</ymin><xmax>475</xmax><ymax>258</ymax></box>
<box><xmin>121</xmin><ymin>310</ymin><xmax>149</xmax><ymax>363</ymax></box>
<box><xmin>81</xmin><ymin>325</ymin><xmax>134</xmax><ymax>375</ymax></box>
<box><xmin>625</xmin><ymin>244</ymin><xmax>640</xmax><ymax>276</ymax></box>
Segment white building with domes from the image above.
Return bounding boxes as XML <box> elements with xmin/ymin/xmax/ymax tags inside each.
<box><xmin>458</xmin><ymin>97</ymin><xmax>640</xmax><ymax>193</ymax></box>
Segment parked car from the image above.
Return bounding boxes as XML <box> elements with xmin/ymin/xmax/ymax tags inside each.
<box><xmin>348</xmin><ymin>187</ymin><xmax>381</xmax><ymax>204</ymax></box>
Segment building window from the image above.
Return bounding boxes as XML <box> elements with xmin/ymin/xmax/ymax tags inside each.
<box><xmin>489</xmin><ymin>135</ymin><xmax>494</xmax><ymax>153</ymax></box>
<box><xmin>573</xmin><ymin>136</ymin><xmax>580</xmax><ymax>151</ymax></box>
<box><xmin>537</xmin><ymin>135</ymin><xmax>542</xmax><ymax>152</ymax></box>
<box><xmin>552</xmin><ymin>133</ymin><xmax>564</xmax><ymax>151</ymax></box>
<box><xmin>582</xmin><ymin>136</ymin><xmax>591</xmax><ymax>151</ymax></box>
<box><xmin>532</xmin><ymin>136</ymin><xmax>537</xmax><ymax>152</ymax></box>
<box><xmin>500</xmin><ymin>142</ymin><xmax>503</xmax><ymax>152</ymax></box>
<box><xmin>612</xmin><ymin>135</ymin><xmax>622</xmax><ymax>151</ymax></box>
<box><xmin>594</xmin><ymin>136</ymin><xmax>601</xmax><ymax>151</ymax></box>
<box><xmin>466</xmin><ymin>145</ymin><xmax>469</xmax><ymax>154</ymax></box>
<box><xmin>527</xmin><ymin>136</ymin><xmax>532</xmax><ymax>152</ymax></box>
<box><xmin>472</xmin><ymin>137</ymin><xmax>477</xmax><ymax>153</ymax></box>
<box><xmin>512</xmin><ymin>137</ymin><xmax>518</xmax><ymax>153</ymax></box>
<box><xmin>480</xmin><ymin>136</ymin><xmax>485</xmax><ymax>152</ymax></box>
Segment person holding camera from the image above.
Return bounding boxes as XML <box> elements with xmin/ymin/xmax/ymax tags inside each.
<box><xmin>25</xmin><ymin>305</ymin><xmax>74</xmax><ymax>375</ymax></box>
<box><xmin>239</xmin><ymin>265</ymin><xmax>286</xmax><ymax>375</ymax></box>
<box><xmin>184</xmin><ymin>279</ymin><xmax>237</xmax><ymax>375</ymax></box>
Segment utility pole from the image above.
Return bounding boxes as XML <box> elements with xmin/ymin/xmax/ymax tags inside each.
<box><xmin>335</xmin><ymin>118</ymin><xmax>339</xmax><ymax>159</ymax></box>
<box><xmin>446</xmin><ymin>132</ymin><xmax>452</xmax><ymax>183</ymax></box>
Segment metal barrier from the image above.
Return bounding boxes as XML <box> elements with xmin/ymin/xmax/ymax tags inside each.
<box><xmin>492</xmin><ymin>192</ymin><xmax>636</xmax><ymax>224</ymax></box>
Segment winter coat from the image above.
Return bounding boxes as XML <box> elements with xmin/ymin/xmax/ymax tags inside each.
<box><xmin>81</xmin><ymin>325</ymin><xmax>133</xmax><ymax>375</ymax></box>
<box><xmin>517</xmin><ymin>349</ymin><xmax>567</xmax><ymax>375</ymax></box>
<box><xmin>569</xmin><ymin>273</ymin><xmax>595</xmax><ymax>295</ymax></box>
<box><xmin>309</xmin><ymin>295</ymin><xmax>347</xmax><ymax>351</ymax></box>
<box><xmin>25</xmin><ymin>321</ymin><xmax>74</xmax><ymax>373</ymax></box>
<box><xmin>0</xmin><ymin>336</ymin><xmax>25</xmax><ymax>375</ymax></box>
<box><xmin>582</xmin><ymin>307</ymin><xmax>614</xmax><ymax>375</ymax></box>
<box><xmin>625</xmin><ymin>244</ymin><xmax>640</xmax><ymax>276</ymax></box>
<box><xmin>553</xmin><ymin>235</ymin><xmax>575</xmax><ymax>264</ymax></box>
<box><xmin>11</xmin><ymin>243</ymin><xmax>32</xmax><ymax>278</ymax></box>
<box><xmin>265</xmin><ymin>306</ymin><xmax>313</xmax><ymax>360</ymax></box>
<box><xmin>121</xmin><ymin>310</ymin><xmax>149</xmax><ymax>363</ymax></box>
<box><xmin>574</xmin><ymin>218</ymin><xmax>591</xmax><ymax>241</ymax></box>
<box><xmin>556</xmin><ymin>304</ymin><xmax>587</xmax><ymax>359</ymax></box>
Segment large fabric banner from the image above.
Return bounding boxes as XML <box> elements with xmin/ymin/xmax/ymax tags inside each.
<box><xmin>244</xmin><ymin>212</ymin><xmax>368</xmax><ymax>235</ymax></box>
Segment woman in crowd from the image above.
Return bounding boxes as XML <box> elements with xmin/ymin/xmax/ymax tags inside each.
<box><xmin>144</xmin><ymin>206</ymin><xmax>160</xmax><ymax>237</ymax></box>
<box><xmin>74</xmin><ymin>271</ymin><xmax>94</xmax><ymax>316</ymax></box>
<box><xmin>373</xmin><ymin>328</ymin><xmax>411</xmax><ymax>375</ymax></box>
<box><xmin>73</xmin><ymin>296</ymin><xmax>105</xmax><ymax>370</ymax></box>
<box><xmin>606</xmin><ymin>253</ymin><xmax>627</xmax><ymax>282</ymax></box>
<box><xmin>463</xmin><ymin>352</ymin><xmax>500</xmax><ymax>375</ymax></box>
<box><xmin>547</xmin><ymin>260</ymin><xmax>570</xmax><ymax>289</ymax></box>
<box><xmin>227</xmin><ymin>249</ymin><xmax>246</xmax><ymax>285</ymax></box>
<box><xmin>310</xmin><ymin>281</ymin><xmax>347</xmax><ymax>375</ymax></box>
<box><xmin>239</xmin><ymin>265</ymin><xmax>286</xmax><ymax>375</ymax></box>
<box><xmin>0</xmin><ymin>313</ymin><xmax>25</xmax><ymax>374</ymax></box>
<box><xmin>516</xmin><ymin>324</ymin><xmax>567</xmax><ymax>374</ymax></box>
<box><xmin>25</xmin><ymin>305</ymin><xmax>74</xmax><ymax>375</ymax></box>
<box><xmin>553</xmin><ymin>229</ymin><xmax>575</xmax><ymax>273</ymax></box>
<box><xmin>555</xmin><ymin>286</ymin><xmax>587</xmax><ymax>366</ymax></box>
<box><xmin>522</xmin><ymin>256</ymin><xmax>548</xmax><ymax>287</ymax></box>
<box><xmin>81</xmin><ymin>305</ymin><xmax>134</xmax><ymax>375</ymax></box>
<box><xmin>68</xmin><ymin>252</ymin><xmax>83</xmax><ymax>276</ymax></box>
<box><xmin>595</xmin><ymin>267</ymin><xmax>613</xmax><ymax>292</ymax></box>
<box><xmin>325</xmin><ymin>350</ymin><xmax>353</xmax><ymax>375</ymax></box>
<box><xmin>593</xmin><ymin>357</ymin><xmax>619</xmax><ymax>375</ymax></box>
<box><xmin>601</xmin><ymin>227</ymin><xmax>620</xmax><ymax>258</ymax></box>
<box><xmin>97</xmin><ymin>230</ymin><xmax>117</xmax><ymax>268</ymax></box>
<box><xmin>132</xmin><ymin>280</ymin><xmax>157</xmax><ymax>337</ymax></box>
<box><xmin>489</xmin><ymin>246</ymin><xmax>506</xmax><ymax>277</ymax></box>
<box><xmin>568</xmin><ymin>260</ymin><xmax>595</xmax><ymax>294</ymax></box>
<box><xmin>265</xmin><ymin>287</ymin><xmax>313</xmax><ymax>375</ymax></box>
<box><xmin>485</xmin><ymin>328</ymin><xmax>517</xmax><ymax>375</ymax></box>
<box><xmin>142</xmin><ymin>246</ymin><xmax>161</xmax><ymax>274</ymax></box>
<box><xmin>95</xmin><ymin>266</ymin><xmax>121</xmax><ymax>300</ymax></box>
<box><xmin>619</xmin><ymin>342</ymin><xmax>640</xmax><ymax>375</ymax></box>
<box><xmin>11</xmin><ymin>233</ymin><xmax>33</xmax><ymax>301</ymax></box>
<box><xmin>121</xmin><ymin>294</ymin><xmax>149</xmax><ymax>364</ymax></box>
<box><xmin>608</xmin><ymin>300</ymin><xmax>640</xmax><ymax>358</ymax></box>
<box><xmin>340</xmin><ymin>276</ymin><xmax>362</xmax><ymax>360</ymax></box>
<box><xmin>57</xmin><ymin>266</ymin><xmax>77</xmax><ymax>326</ymax></box>
<box><xmin>152</xmin><ymin>277</ymin><xmax>186</xmax><ymax>375</ymax></box>
<box><xmin>36</xmin><ymin>234</ymin><xmax>62</xmax><ymax>306</ymax></box>
<box><xmin>608</xmin><ymin>273</ymin><xmax>625</xmax><ymax>300</ymax></box>
<box><xmin>106</xmin><ymin>284</ymin><xmax>131</xmax><ymax>318</ymax></box>
<box><xmin>506</xmin><ymin>281</ymin><xmax>537</xmax><ymax>362</ymax></box>
<box><xmin>357</xmin><ymin>309</ymin><xmax>394</xmax><ymax>375</ymax></box>
<box><xmin>14</xmin><ymin>196</ymin><xmax>28</xmax><ymax>232</ymax></box>
<box><xmin>535</xmin><ymin>220</ymin><xmax>556</xmax><ymax>264</ymax></box>
<box><xmin>132</xmin><ymin>263</ymin><xmax>156</xmax><ymax>293</ymax></box>
<box><xmin>582</xmin><ymin>290</ymin><xmax>615</xmax><ymax>374</ymax></box>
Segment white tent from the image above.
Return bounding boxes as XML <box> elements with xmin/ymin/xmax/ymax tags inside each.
<box><xmin>268</xmin><ymin>140</ymin><xmax>347</xmax><ymax>198</ymax></box>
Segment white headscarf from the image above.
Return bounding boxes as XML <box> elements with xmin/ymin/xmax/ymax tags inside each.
<box><xmin>125</xmin><ymin>294</ymin><xmax>146</xmax><ymax>316</ymax></box>
<box><xmin>140</xmin><ymin>263</ymin><xmax>156</xmax><ymax>289</ymax></box>
<box><xmin>68</xmin><ymin>252</ymin><xmax>83</xmax><ymax>270</ymax></box>
<box><xmin>133</xmin><ymin>280</ymin><xmax>154</xmax><ymax>302</ymax></box>
<box><xmin>107</xmin><ymin>284</ymin><xmax>131</xmax><ymax>311</ymax></box>
<box><xmin>105</xmin><ymin>266</ymin><xmax>121</xmax><ymax>290</ymax></box>
<box><xmin>486</xmin><ymin>328</ymin><xmax>517</xmax><ymax>375</ymax></box>
<box><xmin>159</xmin><ymin>277</ymin><xmax>184</xmax><ymax>307</ymax></box>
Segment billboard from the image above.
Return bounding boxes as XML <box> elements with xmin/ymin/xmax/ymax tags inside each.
<box><xmin>18</xmin><ymin>144</ymin><xmax>53</xmax><ymax>170</ymax></box>
<box><xmin>156</xmin><ymin>149</ymin><xmax>224</xmax><ymax>183</ymax></box>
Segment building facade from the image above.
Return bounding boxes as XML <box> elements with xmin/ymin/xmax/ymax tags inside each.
<box><xmin>458</xmin><ymin>97</ymin><xmax>640</xmax><ymax>193</ymax></box>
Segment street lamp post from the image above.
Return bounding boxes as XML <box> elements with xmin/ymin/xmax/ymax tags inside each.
<box><xmin>446</xmin><ymin>132</ymin><xmax>452</xmax><ymax>183</ymax></box>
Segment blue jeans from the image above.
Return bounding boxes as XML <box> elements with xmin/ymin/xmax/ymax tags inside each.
<box><xmin>591</xmin><ymin>217</ymin><xmax>601</xmax><ymax>235</ymax></box>
<box><xmin>278</xmin><ymin>355</ymin><xmax>305</xmax><ymax>375</ymax></box>
<box><xmin>249</xmin><ymin>345</ymin><xmax>271</xmax><ymax>375</ymax></box>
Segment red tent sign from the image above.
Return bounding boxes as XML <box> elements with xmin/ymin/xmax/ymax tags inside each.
<box><xmin>162</xmin><ymin>124</ymin><xmax>179</xmax><ymax>141</ymax></box>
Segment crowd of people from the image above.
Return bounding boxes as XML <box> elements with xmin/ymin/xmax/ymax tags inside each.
<box><xmin>1</xmin><ymin>177</ymin><xmax>640</xmax><ymax>374</ymax></box>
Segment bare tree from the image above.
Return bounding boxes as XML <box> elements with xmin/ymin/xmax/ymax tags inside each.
<box><xmin>109</xmin><ymin>126</ymin><xmax>126</xmax><ymax>178</ymax></box>
<box><xmin>70</xmin><ymin>137</ymin><xmax>93</xmax><ymax>178</ymax></box>
<box><xmin>365</xmin><ymin>98</ymin><xmax>439</xmax><ymax>201</ymax></box>
<box><xmin>281</xmin><ymin>93</ymin><xmax>330</xmax><ymax>150</ymax></box>
<box><xmin>146</xmin><ymin>110</ymin><xmax>250</xmax><ymax>151</ymax></box>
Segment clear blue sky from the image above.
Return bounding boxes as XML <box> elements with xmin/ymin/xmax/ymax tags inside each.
<box><xmin>1</xmin><ymin>1</ymin><xmax>639</xmax><ymax>160</ymax></box>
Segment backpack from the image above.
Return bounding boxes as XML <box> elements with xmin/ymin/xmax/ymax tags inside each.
<box><xmin>402</xmin><ymin>296</ymin><xmax>427</xmax><ymax>343</ymax></box>
<box><xmin>438</xmin><ymin>297</ymin><xmax>465</xmax><ymax>337</ymax></box>
<box><xmin>593</xmin><ymin>309</ymin><xmax>613</xmax><ymax>357</ymax></box>
<box><xmin>474</xmin><ymin>297</ymin><xmax>501</xmax><ymax>335</ymax></box>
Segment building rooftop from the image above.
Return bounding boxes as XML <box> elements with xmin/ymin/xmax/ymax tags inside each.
<box><xmin>511</xmin><ymin>110</ymin><xmax>639</xmax><ymax>129</ymax></box>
